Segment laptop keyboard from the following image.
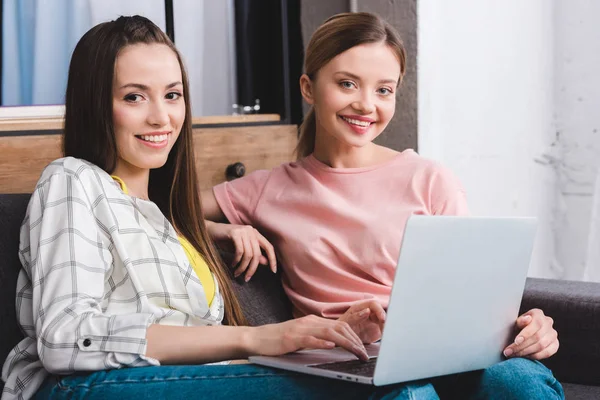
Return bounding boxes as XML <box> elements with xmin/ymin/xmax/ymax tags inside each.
<box><xmin>311</xmin><ymin>358</ymin><xmax>377</xmax><ymax>377</ymax></box>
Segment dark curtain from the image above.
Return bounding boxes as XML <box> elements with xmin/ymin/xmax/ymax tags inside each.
<box><xmin>234</xmin><ymin>0</ymin><xmax>303</xmax><ymax>124</ymax></box>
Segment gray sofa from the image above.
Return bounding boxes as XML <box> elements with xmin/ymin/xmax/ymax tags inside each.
<box><xmin>1</xmin><ymin>193</ymin><xmax>599</xmax><ymax>399</ymax></box>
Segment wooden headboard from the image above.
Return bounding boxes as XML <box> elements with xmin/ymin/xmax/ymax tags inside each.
<box><xmin>0</xmin><ymin>115</ymin><xmax>297</xmax><ymax>194</ymax></box>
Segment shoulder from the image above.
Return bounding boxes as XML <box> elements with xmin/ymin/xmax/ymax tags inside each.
<box><xmin>397</xmin><ymin>150</ymin><xmax>461</xmax><ymax>185</ymax></box>
<box><xmin>36</xmin><ymin>157</ymin><xmax>112</xmax><ymax>191</ymax></box>
<box><xmin>230</xmin><ymin>159</ymin><xmax>307</xmax><ymax>188</ymax></box>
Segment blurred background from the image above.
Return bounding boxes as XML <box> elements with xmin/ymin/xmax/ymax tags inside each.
<box><xmin>1</xmin><ymin>0</ymin><xmax>598</xmax><ymax>283</ymax></box>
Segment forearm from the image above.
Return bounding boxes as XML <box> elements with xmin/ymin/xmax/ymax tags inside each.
<box><xmin>145</xmin><ymin>324</ymin><xmax>254</xmax><ymax>364</ymax></box>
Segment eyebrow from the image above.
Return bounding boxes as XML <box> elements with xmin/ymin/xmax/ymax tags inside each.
<box><xmin>334</xmin><ymin>71</ymin><xmax>397</xmax><ymax>85</ymax></box>
<box><xmin>118</xmin><ymin>81</ymin><xmax>183</xmax><ymax>90</ymax></box>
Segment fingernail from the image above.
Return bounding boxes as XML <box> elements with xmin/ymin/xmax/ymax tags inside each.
<box><xmin>515</xmin><ymin>336</ymin><xmax>524</xmax><ymax>345</ymax></box>
<box><xmin>503</xmin><ymin>348</ymin><xmax>513</xmax><ymax>357</ymax></box>
<box><xmin>359</xmin><ymin>309</ymin><xmax>368</xmax><ymax>316</ymax></box>
<box><xmin>522</xmin><ymin>315</ymin><xmax>532</xmax><ymax>322</ymax></box>
<box><xmin>245</xmin><ymin>275</ymin><xmax>251</xmax><ymax>282</ymax></box>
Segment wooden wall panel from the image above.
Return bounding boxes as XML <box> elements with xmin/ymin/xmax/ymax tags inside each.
<box><xmin>0</xmin><ymin>125</ymin><xmax>297</xmax><ymax>194</ymax></box>
<box><xmin>0</xmin><ymin>114</ymin><xmax>280</xmax><ymax>132</ymax></box>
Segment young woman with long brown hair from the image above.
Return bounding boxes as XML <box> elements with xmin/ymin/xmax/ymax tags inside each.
<box><xmin>0</xmin><ymin>15</ymin><xmax>417</xmax><ymax>400</ymax></box>
<box><xmin>203</xmin><ymin>12</ymin><xmax>565</xmax><ymax>399</ymax></box>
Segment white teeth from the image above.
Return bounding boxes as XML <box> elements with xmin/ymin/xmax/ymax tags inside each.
<box><xmin>341</xmin><ymin>116</ymin><xmax>372</xmax><ymax>127</ymax></box>
<box><xmin>139</xmin><ymin>134</ymin><xmax>168</xmax><ymax>143</ymax></box>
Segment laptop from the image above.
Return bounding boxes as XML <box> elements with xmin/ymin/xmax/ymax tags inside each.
<box><xmin>249</xmin><ymin>215</ymin><xmax>537</xmax><ymax>386</ymax></box>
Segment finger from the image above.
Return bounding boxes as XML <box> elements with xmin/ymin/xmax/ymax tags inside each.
<box><xmin>338</xmin><ymin>320</ymin><xmax>368</xmax><ymax>351</ymax></box>
<box><xmin>513</xmin><ymin>314</ymin><xmax>551</xmax><ymax>352</ymax></box>
<box><xmin>368</xmin><ymin>301</ymin><xmax>387</xmax><ymax>323</ymax></box>
<box><xmin>504</xmin><ymin>323</ymin><xmax>548</xmax><ymax>357</ymax></box>
<box><xmin>513</xmin><ymin>314</ymin><xmax>543</xmax><ymax>345</ymax></box>
<box><xmin>344</xmin><ymin>308</ymin><xmax>371</xmax><ymax>326</ymax></box>
<box><xmin>515</xmin><ymin>313</ymin><xmax>533</xmax><ymax>329</ymax></box>
<box><xmin>257</xmin><ymin>233</ymin><xmax>277</xmax><ymax>273</ymax></box>
<box><xmin>310</xmin><ymin>315</ymin><xmax>365</xmax><ymax>351</ymax></box>
<box><xmin>299</xmin><ymin>336</ymin><xmax>336</xmax><ymax>351</ymax></box>
<box><xmin>231</xmin><ymin>235</ymin><xmax>245</xmax><ymax>267</ymax></box>
<box><xmin>513</xmin><ymin>329</ymin><xmax>557</xmax><ymax>358</ymax></box>
<box><xmin>350</xmin><ymin>300</ymin><xmax>386</xmax><ymax>321</ymax></box>
<box><xmin>244</xmin><ymin>235</ymin><xmax>263</xmax><ymax>282</ymax></box>
<box><xmin>527</xmin><ymin>340</ymin><xmax>560</xmax><ymax>361</ymax></box>
<box><xmin>369</xmin><ymin>313</ymin><xmax>386</xmax><ymax>333</ymax></box>
<box><xmin>234</xmin><ymin>235</ymin><xmax>253</xmax><ymax>278</ymax></box>
<box><xmin>320</xmin><ymin>327</ymin><xmax>368</xmax><ymax>361</ymax></box>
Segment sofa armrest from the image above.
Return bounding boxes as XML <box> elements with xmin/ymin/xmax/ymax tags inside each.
<box><xmin>520</xmin><ymin>277</ymin><xmax>600</xmax><ymax>386</ymax></box>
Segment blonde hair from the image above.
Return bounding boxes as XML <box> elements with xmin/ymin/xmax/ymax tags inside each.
<box><xmin>296</xmin><ymin>12</ymin><xmax>407</xmax><ymax>159</ymax></box>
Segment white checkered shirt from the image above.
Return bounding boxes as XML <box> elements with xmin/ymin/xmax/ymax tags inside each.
<box><xmin>2</xmin><ymin>157</ymin><xmax>224</xmax><ymax>400</ymax></box>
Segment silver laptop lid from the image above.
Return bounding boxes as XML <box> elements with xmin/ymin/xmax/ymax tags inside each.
<box><xmin>373</xmin><ymin>216</ymin><xmax>537</xmax><ymax>386</ymax></box>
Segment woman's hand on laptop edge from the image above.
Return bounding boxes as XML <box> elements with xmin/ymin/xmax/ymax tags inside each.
<box><xmin>502</xmin><ymin>308</ymin><xmax>559</xmax><ymax>360</ymax></box>
<box><xmin>248</xmin><ymin>315</ymin><xmax>369</xmax><ymax>361</ymax></box>
<box><xmin>338</xmin><ymin>300</ymin><xmax>387</xmax><ymax>344</ymax></box>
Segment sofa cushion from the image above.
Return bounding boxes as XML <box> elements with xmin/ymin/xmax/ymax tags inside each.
<box><xmin>562</xmin><ymin>383</ymin><xmax>600</xmax><ymax>399</ymax></box>
<box><xmin>0</xmin><ymin>194</ymin><xmax>30</xmax><ymax>373</ymax></box>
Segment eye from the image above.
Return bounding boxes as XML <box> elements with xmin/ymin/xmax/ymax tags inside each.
<box><xmin>339</xmin><ymin>81</ymin><xmax>356</xmax><ymax>90</ymax></box>
<box><xmin>165</xmin><ymin>92</ymin><xmax>182</xmax><ymax>100</ymax></box>
<box><xmin>124</xmin><ymin>93</ymin><xmax>144</xmax><ymax>103</ymax></box>
<box><xmin>377</xmin><ymin>87</ymin><xmax>393</xmax><ymax>96</ymax></box>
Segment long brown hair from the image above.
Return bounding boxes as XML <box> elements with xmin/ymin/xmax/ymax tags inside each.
<box><xmin>63</xmin><ymin>15</ymin><xmax>247</xmax><ymax>326</ymax></box>
<box><xmin>296</xmin><ymin>12</ymin><xmax>407</xmax><ymax>158</ymax></box>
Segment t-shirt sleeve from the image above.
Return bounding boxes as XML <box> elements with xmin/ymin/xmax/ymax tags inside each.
<box><xmin>212</xmin><ymin>169</ymin><xmax>272</xmax><ymax>225</ymax></box>
<box><xmin>429</xmin><ymin>164</ymin><xmax>471</xmax><ymax>216</ymax></box>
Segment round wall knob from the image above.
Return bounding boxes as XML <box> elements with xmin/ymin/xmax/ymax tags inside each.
<box><xmin>226</xmin><ymin>162</ymin><xmax>246</xmax><ymax>179</ymax></box>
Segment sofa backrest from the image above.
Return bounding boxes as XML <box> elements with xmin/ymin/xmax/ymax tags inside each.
<box><xmin>0</xmin><ymin>194</ymin><xmax>30</xmax><ymax>370</ymax></box>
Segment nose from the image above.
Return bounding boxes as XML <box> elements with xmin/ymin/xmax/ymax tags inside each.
<box><xmin>352</xmin><ymin>91</ymin><xmax>375</xmax><ymax>114</ymax></box>
<box><xmin>147</xmin><ymin>100</ymin><xmax>170</xmax><ymax>127</ymax></box>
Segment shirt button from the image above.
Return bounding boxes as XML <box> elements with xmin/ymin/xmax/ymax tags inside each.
<box><xmin>83</xmin><ymin>339</ymin><xmax>92</xmax><ymax>347</ymax></box>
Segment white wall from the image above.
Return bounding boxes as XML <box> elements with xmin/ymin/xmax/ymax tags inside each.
<box><xmin>418</xmin><ymin>0</ymin><xmax>557</xmax><ymax>278</ymax></box>
<box><xmin>419</xmin><ymin>0</ymin><xmax>600</xmax><ymax>280</ymax></box>
<box><xmin>552</xmin><ymin>1</ymin><xmax>600</xmax><ymax>280</ymax></box>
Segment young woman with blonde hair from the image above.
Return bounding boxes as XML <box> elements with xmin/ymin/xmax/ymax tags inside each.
<box><xmin>203</xmin><ymin>12</ymin><xmax>564</xmax><ymax>399</ymax></box>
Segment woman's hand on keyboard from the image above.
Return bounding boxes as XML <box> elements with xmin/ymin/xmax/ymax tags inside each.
<box><xmin>338</xmin><ymin>300</ymin><xmax>386</xmax><ymax>344</ymax></box>
<box><xmin>248</xmin><ymin>315</ymin><xmax>369</xmax><ymax>361</ymax></box>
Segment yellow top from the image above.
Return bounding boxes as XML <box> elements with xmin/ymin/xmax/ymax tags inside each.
<box><xmin>111</xmin><ymin>176</ymin><xmax>215</xmax><ymax>305</ymax></box>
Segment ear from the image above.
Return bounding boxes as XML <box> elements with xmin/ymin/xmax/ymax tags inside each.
<box><xmin>299</xmin><ymin>74</ymin><xmax>315</xmax><ymax>105</ymax></box>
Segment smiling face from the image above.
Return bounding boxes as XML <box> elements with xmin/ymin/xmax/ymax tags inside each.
<box><xmin>300</xmin><ymin>41</ymin><xmax>401</xmax><ymax>153</ymax></box>
<box><xmin>111</xmin><ymin>43</ymin><xmax>185</xmax><ymax>174</ymax></box>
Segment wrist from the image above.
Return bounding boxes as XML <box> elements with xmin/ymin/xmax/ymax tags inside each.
<box><xmin>239</xmin><ymin>326</ymin><xmax>258</xmax><ymax>357</ymax></box>
<box><xmin>204</xmin><ymin>220</ymin><xmax>219</xmax><ymax>237</ymax></box>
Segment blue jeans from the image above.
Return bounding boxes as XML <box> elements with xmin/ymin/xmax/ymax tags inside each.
<box><xmin>36</xmin><ymin>358</ymin><xmax>564</xmax><ymax>400</ymax></box>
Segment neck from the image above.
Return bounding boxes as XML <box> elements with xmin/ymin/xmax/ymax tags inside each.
<box><xmin>312</xmin><ymin>130</ymin><xmax>378</xmax><ymax>169</ymax></box>
<box><xmin>112</xmin><ymin>162</ymin><xmax>150</xmax><ymax>200</ymax></box>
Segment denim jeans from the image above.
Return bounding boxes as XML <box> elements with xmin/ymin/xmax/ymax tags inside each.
<box><xmin>35</xmin><ymin>358</ymin><xmax>564</xmax><ymax>400</ymax></box>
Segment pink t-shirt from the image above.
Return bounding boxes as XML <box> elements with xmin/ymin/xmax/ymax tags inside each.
<box><xmin>213</xmin><ymin>149</ymin><xmax>469</xmax><ymax>318</ymax></box>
